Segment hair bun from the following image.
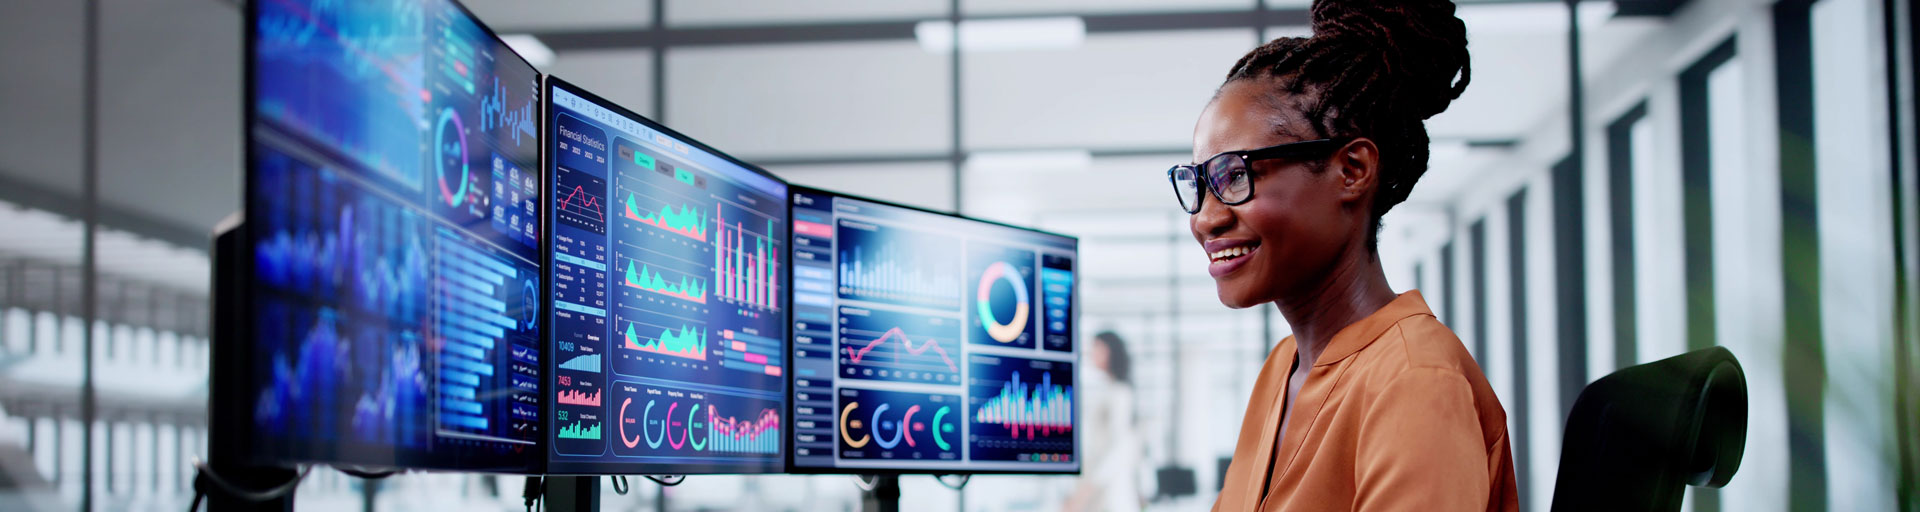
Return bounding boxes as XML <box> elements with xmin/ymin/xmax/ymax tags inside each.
<box><xmin>1309</xmin><ymin>0</ymin><xmax>1471</xmax><ymax>120</ymax></box>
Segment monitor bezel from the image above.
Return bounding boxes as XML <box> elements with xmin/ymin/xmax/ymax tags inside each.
<box><xmin>782</xmin><ymin>184</ymin><xmax>1083</xmax><ymax>476</ymax></box>
<box><xmin>234</xmin><ymin>0</ymin><xmax>547</xmax><ymax>474</ymax></box>
<box><xmin>540</xmin><ymin>75</ymin><xmax>794</xmax><ymax>475</ymax></box>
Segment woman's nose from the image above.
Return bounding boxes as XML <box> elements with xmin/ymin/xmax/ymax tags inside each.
<box><xmin>1190</xmin><ymin>194</ymin><xmax>1234</xmax><ymax>240</ymax></box>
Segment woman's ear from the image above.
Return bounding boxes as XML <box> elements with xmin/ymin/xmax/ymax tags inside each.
<box><xmin>1331</xmin><ymin>138</ymin><xmax>1381</xmax><ymax>205</ymax></box>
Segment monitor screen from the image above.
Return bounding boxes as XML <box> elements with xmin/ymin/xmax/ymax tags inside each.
<box><xmin>788</xmin><ymin>188</ymin><xmax>1080</xmax><ymax>474</ymax></box>
<box><xmin>543</xmin><ymin>78</ymin><xmax>790</xmax><ymax>474</ymax></box>
<box><xmin>243</xmin><ymin>0</ymin><xmax>544</xmax><ymax>471</ymax></box>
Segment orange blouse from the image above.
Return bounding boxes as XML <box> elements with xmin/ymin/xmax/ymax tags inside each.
<box><xmin>1213</xmin><ymin>291</ymin><xmax>1518</xmax><ymax>512</ymax></box>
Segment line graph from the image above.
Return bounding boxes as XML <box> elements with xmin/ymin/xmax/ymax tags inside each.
<box><xmin>836</xmin><ymin>306</ymin><xmax>961</xmax><ymax>383</ymax></box>
<box><xmin>555</xmin><ymin>166</ymin><xmax>607</xmax><ymax>234</ymax></box>
<box><xmin>843</xmin><ymin>328</ymin><xmax>957</xmax><ymax>369</ymax></box>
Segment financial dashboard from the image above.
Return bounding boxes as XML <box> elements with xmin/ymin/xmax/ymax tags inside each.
<box><xmin>244</xmin><ymin>0</ymin><xmax>543</xmax><ymax>472</ymax></box>
<box><xmin>544</xmin><ymin>78</ymin><xmax>790</xmax><ymax>474</ymax></box>
<box><xmin>788</xmin><ymin>188</ymin><xmax>1080</xmax><ymax>474</ymax></box>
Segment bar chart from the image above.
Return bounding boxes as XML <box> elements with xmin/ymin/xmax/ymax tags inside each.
<box><xmin>834</xmin><ymin>220</ymin><xmax>960</xmax><ymax>310</ymax></box>
<box><xmin>432</xmin><ymin>229</ymin><xmax>539</xmax><ymax>445</ymax></box>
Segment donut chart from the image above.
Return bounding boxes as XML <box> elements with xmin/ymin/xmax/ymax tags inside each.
<box><xmin>434</xmin><ymin>107</ymin><xmax>470</xmax><ymax>207</ymax></box>
<box><xmin>618</xmin><ymin>397</ymin><xmax>642</xmax><ymax>449</ymax></box>
<box><xmin>975</xmin><ymin>261</ymin><xmax>1031</xmax><ymax>344</ymax></box>
<box><xmin>839</xmin><ymin>401</ymin><xmax>870</xmax><ymax>449</ymax></box>
<box><xmin>835</xmin><ymin>388</ymin><xmax>961</xmax><ymax>461</ymax></box>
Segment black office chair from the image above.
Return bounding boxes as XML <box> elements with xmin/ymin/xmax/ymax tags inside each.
<box><xmin>1549</xmin><ymin>346</ymin><xmax>1748</xmax><ymax>512</ymax></box>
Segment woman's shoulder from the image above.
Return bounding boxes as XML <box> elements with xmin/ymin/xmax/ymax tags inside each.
<box><xmin>1354</xmin><ymin>313</ymin><xmax>1484</xmax><ymax>383</ymax></box>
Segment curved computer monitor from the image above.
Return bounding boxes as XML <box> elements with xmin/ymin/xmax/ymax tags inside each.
<box><xmin>238</xmin><ymin>0</ymin><xmax>545</xmax><ymax>472</ymax></box>
<box><xmin>542</xmin><ymin>77</ymin><xmax>791</xmax><ymax>474</ymax></box>
<box><xmin>787</xmin><ymin>187</ymin><xmax>1081</xmax><ymax>474</ymax></box>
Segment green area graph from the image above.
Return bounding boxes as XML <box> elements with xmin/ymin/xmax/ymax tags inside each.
<box><xmin>623</xmin><ymin>193</ymin><xmax>709</xmax><ymax>240</ymax></box>
<box><xmin>557</xmin><ymin>421</ymin><xmax>601</xmax><ymax>440</ymax></box>
<box><xmin>624</xmin><ymin>260</ymin><xmax>707</xmax><ymax>302</ymax></box>
<box><xmin>624</xmin><ymin>322</ymin><xmax>708</xmax><ymax>361</ymax></box>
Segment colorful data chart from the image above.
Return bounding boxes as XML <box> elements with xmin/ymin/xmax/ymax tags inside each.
<box><xmin>433</xmin><ymin>229</ymin><xmax>540</xmax><ymax>443</ymax></box>
<box><xmin>836</xmin><ymin>306</ymin><xmax>962</xmax><ymax>384</ymax></box>
<box><xmin>1040</xmin><ymin>254</ymin><xmax>1075</xmax><ymax>353</ymax></box>
<box><xmin>623</xmin><ymin>321</ymin><xmax>709</xmax><ymax>361</ymax></box>
<box><xmin>558</xmin><ymin>419</ymin><xmax>602</xmax><ymax>440</ymax></box>
<box><xmin>715</xmin><ymin>210</ymin><xmax>781</xmax><ymax>311</ymax></box>
<box><xmin>624</xmin><ymin>259</ymin><xmax>708</xmax><ymax>304</ymax></box>
<box><xmin>559</xmin><ymin>353</ymin><xmax>602</xmax><ymax>373</ymax></box>
<box><xmin>718</xmin><ymin>328</ymin><xmax>785</xmax><ymax>377</ymax></box>
<box><xmin>624</xmin><ymin>193</ymin><xmax>709</xmax><ymax>242</ymax></box>
<box><xmin>834</xmin><ymin>221</ymin><xmax>961</xmax><ymax>310</ymax></box>
<box><xmin>611</xmin><ymin>381</ymin><xmax>784</xmax><ymax>457</ymax></box>
<box><xmin>968</xmin><ymin>355</ymin><xmax>1074</xmax><ymax>463</ymax></box>
<box><xmin>836</xmin><ymin>388</ymin><xmax>962</xmax><ymax>462</ymax></box>
<box><xmin>968</xmin><ymin>245</ymin><xmax>1037</xmax><ymax>349</ymax></box>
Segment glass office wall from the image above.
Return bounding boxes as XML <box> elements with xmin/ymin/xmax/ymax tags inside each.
<box><xmin>1</xmin><ymin>0</ymin><xmax>1913</xmax><ymax>510</ymax></box>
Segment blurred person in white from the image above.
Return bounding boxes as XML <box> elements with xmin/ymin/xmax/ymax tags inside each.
<box><xmin>1065</xmin><ymin>331</ymin><xmax>1144</xmax><ymax>512</ymax></box>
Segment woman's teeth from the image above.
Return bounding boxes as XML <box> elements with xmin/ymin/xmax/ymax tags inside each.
<box><xmin>1209</xmin><ymin>246</ymin><xmax>1253</xmax><ymax>262</ymax></box>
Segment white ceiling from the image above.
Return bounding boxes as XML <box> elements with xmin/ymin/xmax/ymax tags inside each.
<box><xmin>666</xmin><ymin>39</ymin><xmax>955</xmax><ymax>158</ymax></box>
<box><xmin>461</xmin><ymin>0</ymin><xmax>653</xmax><ymax>31</ymax></box>
<box><xmin>0</xmin><ymin>0</ymin><xmax>1668</xmax><ymax>299</ymax></box>
<box><xmin>962</xmin><ymin>29</ymin><xmax>1256</xmax><ymax>152</ymax></box>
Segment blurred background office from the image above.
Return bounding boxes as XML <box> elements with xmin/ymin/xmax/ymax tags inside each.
<box><xmin>0</xmin><ymin>0</ymin><xmax>1914</xmax><ymax>510</ymax></box>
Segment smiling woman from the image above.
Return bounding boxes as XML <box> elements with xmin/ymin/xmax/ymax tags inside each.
<box><xmin>1183</xmin><ymin>1</ymin><xmax>1519</xmax><ymax>511</ymax></box>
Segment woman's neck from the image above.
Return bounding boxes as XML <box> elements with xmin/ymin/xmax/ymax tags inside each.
<box><xmin>1274</xmin><ymin>249</ymin><xmax>1397</xmax><ymax>366</ymax></box>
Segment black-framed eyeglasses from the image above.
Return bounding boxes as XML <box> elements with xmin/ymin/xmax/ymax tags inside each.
<box><xmin>1167</xmin><ymin>138</ymin><xmax>1349</xmax><ymax>214</ymax></box>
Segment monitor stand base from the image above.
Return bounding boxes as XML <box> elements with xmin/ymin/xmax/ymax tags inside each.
<box><xmin>199</xmin><ymin>465</ymin><xmax>296</xmax><ymax>512</ymax></box>
<box><xmin>860</xmin><ymin>475</ymin><xmax>900</xmax><ymax>512</ymax></box>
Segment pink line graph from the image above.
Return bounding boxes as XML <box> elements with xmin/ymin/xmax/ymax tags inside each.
<box><xmin>843</xmin><ymin>327</ymin><xmax>958</xmax><ymax>372</ymax></box>
<box><xmin>558</xmin><ymin>185</ymin><xmax>605</xmax><ymax>222</ymax></box>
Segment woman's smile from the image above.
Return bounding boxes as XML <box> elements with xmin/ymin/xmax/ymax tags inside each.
<box><xmin>1204</xmin><ymin>237</ymin><xmax>1262</xmax><ymax>278</ymax></box>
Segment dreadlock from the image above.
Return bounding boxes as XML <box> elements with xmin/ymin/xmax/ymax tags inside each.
<box><xmin>1223</xmin><ymin>0</ymin><xmax>1471</xmax><ymax>249</ymax></box>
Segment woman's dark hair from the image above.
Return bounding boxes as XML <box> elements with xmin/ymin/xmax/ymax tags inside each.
<box><xmin>1222</xmin><ymin>0</ymin><xmax>1471</xmax><ymax>248</ymax></box>
<box><xmin>1094</xmin><ymin>331</ymin><xmax>1132</xmax><ymax>384</ymax></box>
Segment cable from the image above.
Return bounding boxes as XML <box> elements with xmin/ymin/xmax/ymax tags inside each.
<box><xmin>521</xmin><ymin>476</ymin><xmax>542</xmax><ymax>512</ymax></box>
<box><xmin>643</xmin><ymin>474</ymin><xmax>686</xmax><ymax>486</ymax></box>
<box><xmin>853</xmin><ymin>474</ymin><xmax>880</xmax><ymax>492</ymax></box>
<box><xmin>935</xmin><ymin>474</ymin><xmax>971</xmax><ymax>491</ymax></box>
<box><xmin>188</xmin><ymin>459</ymin><xmax>311</xmax><ymax>511</ymax></box>
<box><xmin>610</xmin><ymin>475</ymin><xmax>630</xmax><ymax>495</ymax></box>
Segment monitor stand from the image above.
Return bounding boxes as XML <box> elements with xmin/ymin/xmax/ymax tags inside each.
<box><xmin>205</xmin><ymin>216</ymin><xmax>296</xmax><ymax>512</ymax></box>
<box><xmin>543</xmin><ymin>476</ymin><xmax>600</xmax><ymax>512</ymax></box>
<box><xmin>860</xmin><ymin>475</ymin><xmax>900</xmax><ymax>512</ymax></box>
